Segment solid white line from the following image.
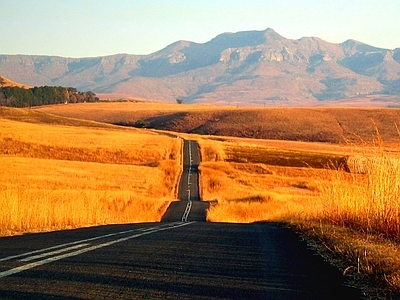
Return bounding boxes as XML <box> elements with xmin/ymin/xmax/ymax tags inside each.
<box><xmin>19</xmin><ymin>243</ymin><xmax>90</xmax><ymax>262</ymax></box>
<box><xmin>0</xmin><ymin>222</ymin><xmax>194</xmax><ymax>279</ymax></box>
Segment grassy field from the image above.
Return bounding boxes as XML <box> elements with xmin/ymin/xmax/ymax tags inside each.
<box><xmin>36</xmin><ymin>102</ymin><xmax>400</xmax><ymax>145</ymax></box>
<box><xmin>5</xmin><ymin>102</ymin><xmax>400</xmax><ymax>297</ymax></box>
<box><xmin>0</xmin><ymin>107</ymin><xmax>181</xmax><ymax>235</ymax></box>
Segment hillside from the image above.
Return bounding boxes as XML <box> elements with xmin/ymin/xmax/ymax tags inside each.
<box><xmin>1</xmin><ymin>28</ymin><xmax>400</xmax><ymax>106</ymax></box>
<box><xmin>35</xmin><ymin>102</ymin><xmax>400</xmax><ymax>146</ymax></box>
<box><xmin>0</xmin><ymin>75</ymin><xmax>31</xmax><ymax>89</ymax></box>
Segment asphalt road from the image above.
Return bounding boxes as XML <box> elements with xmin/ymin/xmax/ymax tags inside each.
<box><xmin>0</xmin><ymin>222</ymin><xmax>362</xmax><ymax>299</ymax></box>
<box><xmin>162</xmin><ymin>140</ymin><xmax>209</xmax><ymax>222</ymax></box>
<box><xmin>0</xmin><ymin>138</ymin><xmax>364</xmax><ymax>299</ymax></box>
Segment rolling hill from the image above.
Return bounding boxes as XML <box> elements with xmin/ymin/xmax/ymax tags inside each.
<box><xmin>0</xmin><ymin>76</ymin><xmax>31</xmax><ymax>89</ymax></box>
<box><xmin>1</xmin><ymin>28</ymin><xmax>400</xmax><ymax>105</ymax></box>
<box><xmin>35</xmin><ymin>102</ymin><xmax>400</xmax><ymax>146</ymax></box>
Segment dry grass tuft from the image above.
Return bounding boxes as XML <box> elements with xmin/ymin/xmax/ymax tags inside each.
<box><xmin>317</xmin><ymin>152</ymin><xmax>400</xmax><ymax>241</ymax></box>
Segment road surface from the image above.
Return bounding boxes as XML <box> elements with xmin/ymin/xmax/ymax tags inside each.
<box><xmin>0</xmin><ymin>138</ymin><xmax>364</xmax><ymax>299</ymax></box>
<box><xmin>162</xmin><ymin>140</ymin><xmax>209</xmax><ymax>222</ymax></box>
<box><xmin>0</xmin><ymin>222</ymin><xmax>362</xmax><ymax>299</ymax></box>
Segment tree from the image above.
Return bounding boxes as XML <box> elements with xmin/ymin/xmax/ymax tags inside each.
<box><xmin>176</xmin><ymin>98</ymin><xmax>184</xmax><ymax>104</ymax></box>
<box><xmin>0</xmin><ymin>85</ymin><xmax>99</xmax><ymax>107</ymax></box>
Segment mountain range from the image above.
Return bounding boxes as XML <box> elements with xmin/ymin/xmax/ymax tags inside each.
<box><xmin>1</xmin><ymin>28</ymin><xmax>400</xmax><ymax>106</ymax></box>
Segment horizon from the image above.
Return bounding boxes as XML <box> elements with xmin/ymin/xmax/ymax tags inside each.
<box><xmin>1</xmin><ymin>0</ymin><xmax>400</xmax><ymax>58</ymax></box>
<box><xmin>1</xmin><ymin>27</ymin><xmax>389</xmax><ymax>59</ymax></box>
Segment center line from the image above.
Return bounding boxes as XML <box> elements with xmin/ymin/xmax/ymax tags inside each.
<box><xmin>19</xmin><ymin>243</ymin><xmax>90</xmax><ymax>262</ymax></box>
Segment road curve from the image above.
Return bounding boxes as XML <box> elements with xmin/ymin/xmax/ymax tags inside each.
<box><xmin>162</xmin><ymin>139</ymin><xmax>209</xmax><ymax>222</ymax></box>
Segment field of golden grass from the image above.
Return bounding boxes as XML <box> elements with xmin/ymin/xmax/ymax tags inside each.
<box><xmin>0</xmin><ymin>107</ymin><xmax>181</xmax><ymax>235</ymax></box>
<box><xmin>36</xmin><ymin>102</ymin><xmax>400</xmax><ymax>145</ymax></box>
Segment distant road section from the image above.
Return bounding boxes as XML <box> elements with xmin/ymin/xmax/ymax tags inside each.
<box><xmin>179</xmin><ymin>140</ymin><xmax>200</xmax><ymax>202</ymax></box>
<box><xmin>161</xmin><ymin>140</ymin><xmax>209</xmax><ymax>222</ymax></box>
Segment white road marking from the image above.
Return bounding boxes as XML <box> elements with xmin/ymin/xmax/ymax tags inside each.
<box><xmin>0</xmin><ymin>228</ymin><xmax>140</xmax><ymax>262</ymax></box>
<box><xmin>19</xmin><ymin>243</ymin><xmax>90</xmax><ymax>262</ymax></box>
<box><xmin>182</xmin><ymin>201</ymin><xmax>193</xmax><ymax>222</ymax></box>
<box><xmin>0</xmin><ymin>222</ymin><xmax>194</xmax><ymax>279</ymax></box>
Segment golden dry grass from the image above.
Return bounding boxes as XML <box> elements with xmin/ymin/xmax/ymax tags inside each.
<box><xmin>197</xmin><ymin>137</ymin><xmax>324</xmax><ymax>223</ymax></box>
<box><xmin>35</xmin><ymin>102</ymin><xmax>400</xmax><ymax>146</ymax></box>
<box><xmin>0</xmin><ymin>109</ymin><xmax>181</xmax><ymax>236</ymax></box>
<box><xmin>317</xmin><ymin>154</ymin><xmax>400</xmax><ymax>240</ymax></box>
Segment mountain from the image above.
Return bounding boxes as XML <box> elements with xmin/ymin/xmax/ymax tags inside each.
<box><xmin>1</xmin><ymin>28</ymin><xmax>400</xmax><ymax>105</ymax></box>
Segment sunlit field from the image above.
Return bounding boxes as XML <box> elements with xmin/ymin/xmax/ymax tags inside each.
<box><xmin>197</xmin><ymin>137</ymin><xmax>334</xmax><ymax>223</ymax></box>
<box><xmin>0</xmin><ymin>109</ymin><xmax>181</xmax><ymax>235</ymax></box>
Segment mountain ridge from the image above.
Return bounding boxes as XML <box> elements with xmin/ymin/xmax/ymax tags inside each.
<box><xmin>1</xmin><ymin>28</ymin><xmax>400</xmax><ymax>105</ymax></box>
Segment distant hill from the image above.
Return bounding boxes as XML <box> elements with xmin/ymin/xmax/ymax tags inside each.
<box><xmin>0</xmin><ymin>75</ymin><xmax>31</xmax><ymax>89</ymax></box>
<box><xmin>1</xmin><ymin>28</ymin><xmax>400</xmax><ymax>106</ymax></box>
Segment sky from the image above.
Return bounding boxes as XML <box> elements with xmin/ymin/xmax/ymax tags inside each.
<box><xmin>1</xmin><ymin>0</ymin><xmax>400</xmax><ymax>58</ymax></box>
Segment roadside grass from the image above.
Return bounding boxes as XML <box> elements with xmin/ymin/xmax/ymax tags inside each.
<box><xmin>0</xmin><ymin>118</ymin><xmax>179</xmax><ymax>164</ymax></box>
<box><xmin>317</xmin><ymin>152</ymin><xmax>400</xmax><ymax>240</ymax></box>
<box><xmin>198</xmin><ymin>138</ymin><xmax>324</xmax><ymax>223</ymax></box>
<box><xmin>0</xmin><ymin>157</ymin><xmax>171</xmax><ymax>235</ymax></box>
<box><xmin>0</xmin><ymin>110</ymin><xmax>181</xmax><ymax>235</ymax></box>
<box><xmin>197</xmin><ymin>136</ymin><xmax>400</xmax><ymax>297</ymax></box>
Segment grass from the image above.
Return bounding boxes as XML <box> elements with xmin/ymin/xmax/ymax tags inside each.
<box><xmin>197</xmin><ymin>137</ymin><xmax>324</xmax><ymax>223</ymax></box>
<box><xmin>0</xmin><ymin>157</ymin><xmax>170</xmax><ymax>234</ymax></box>
<box><xmin>0</xmin><ymin>109</ymin><xmax>181</xmax><ymax>235</ymax></box>
<box><xmin>318</xmin><ymin>153</ymin><xmax>400</xmax><ymax>240</ymax></box>
<box><xmin>35</xmin><ymin>102</ymin><xmax>400</xmax><ymax>145</ymax></box>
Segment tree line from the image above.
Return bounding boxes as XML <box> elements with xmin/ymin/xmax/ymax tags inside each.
<box><xmin>0</xmin><ymin>86</ymin><xmax>99</xmax><ymax>107</ymax></box>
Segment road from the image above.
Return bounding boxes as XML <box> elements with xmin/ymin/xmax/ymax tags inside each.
<box><xmin>0</xmin><ymin>222</ymin><xmax>361</xmax><ymax>299</ymax></box>
<box><xmin>0</xmin><ymin>139</ymin><xmax>364</xmax><ymax>299</ymax></box>
<box><xmin>161</xmin><ymin>140</ymin><xmax>209</xmax><ymax>222</ymax></box>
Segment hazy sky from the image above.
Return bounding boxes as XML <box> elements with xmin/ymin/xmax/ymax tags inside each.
<box><xmin>2</xmin><ymin>0</ymin><xmax>399</xmax><ymax>58</ymax></box>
